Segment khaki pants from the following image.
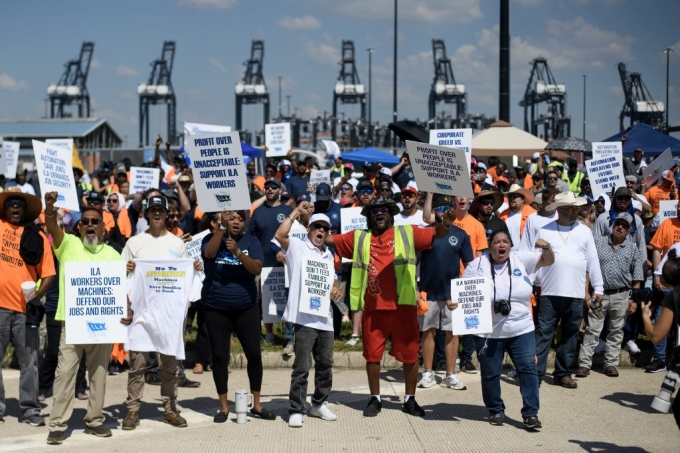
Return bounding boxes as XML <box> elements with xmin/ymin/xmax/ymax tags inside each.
<box><xmin>126</xmin><ymin>351</ymin><xmax>178</xmax><ymax>413</ymax></box>
<box><xmin>48</xmin><ymin>324</ymin><xmax>111</xmax><ymax>432</ymax></box>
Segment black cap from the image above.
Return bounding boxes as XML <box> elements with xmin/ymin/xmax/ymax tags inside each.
<box><xmin>264</xmin><ymin>177</ymin><xmax>281</xmax><ymax>188</ymax></box>
<box><xmin>363</xmin><ymin>162</ymin><xmax>379</xmax><ymax>172</ymax></box>
<box><xmin>146</xmin><ymin>195</ymin><xmax>169</xmax><ymax>211</ymax></box>
<box><xmin>614</xmin><ymin>187</ymin><xmax>632</xmax><ymax>198</ymax></box>
<box><xmin>433</xmin><ymin>196</ymin><xmax>453</xmax><ymax>209</ymax></box>
<box><xmin>356</xmin><ymin>179</ymin><xmax>374</xmax><ymax>191</ymax></box>
<box><xmin>315</xmin><ymin>183</ymin><xmax>332</xmax><ymax>201</ymax></box>
<box><xmin>86</xmin><ymin>192</ymin><xmax>104</xmax><ymax>203</ymax></box>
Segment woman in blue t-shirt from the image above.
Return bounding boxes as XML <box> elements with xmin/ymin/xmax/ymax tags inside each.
<box><xmin>202</xmin><ymin>210</ymin><xmax>275</xmax><ymax>423</ymax></box>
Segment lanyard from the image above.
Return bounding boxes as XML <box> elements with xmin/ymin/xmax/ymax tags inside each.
<box><xmin>488</xmin><ymin>254</ymin><xmax>512</xmax><ymax>303</ymax></box>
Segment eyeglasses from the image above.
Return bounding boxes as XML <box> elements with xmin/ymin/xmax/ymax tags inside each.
<box><xmin>4</xmin><ymin>199</ymin><xmax>26</xmax><ymax>208</ymax></box>
<box><xmin>479</xmin><ymin>199</ymin><xmax>495</xmax><ymax>206</ymax></box>
<box><xmin>370</xmin><ymin>207</ymin><xmax>389</xmax><ymax>216</ymax></box>
<box><xmin>88</xmin><ymin>199</ymin><xmax>103</xmax><ymax>205</ymax></box>
<box><xmin>435</xmin><ymin>206</ymin><xmax>450</xmax><ymax>213</ymax></box>
<box><xmin>264</xmin><ymin>185</ymin><xmax>279</xmax><ymax>190</ymax></box>
<box><xmin>80</xmin><ymin>218</ymin><xmax>102</xmax><ymax>226</ymax></box>
<box><xmin>358</xmin><ymin>189</ymin><xmax>374</xmax><ymax>195</ymax></box>
<box><xmin>167</xmin><ymin>213</ymin><xmax>180</xmax><ymax>219</ymax></box>
<box><xmin>311</xmin><ymin>223</ymin><xmax>330</xmax><ymax>232</ymax></box>
<box><xmin>107</xmin><ymin>199</ymin><xmax>119</xmax><ymax>203</ymax></box>
<box><xmin>547</xmin><ymin>177</ymin><xmax>558</xmax><ymax>181</ymax></box>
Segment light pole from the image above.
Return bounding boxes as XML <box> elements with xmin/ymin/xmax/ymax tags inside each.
<box><xmin>367</xmin><ymin>47</ymin><xmax>373</xmax><ymax>145</ymax></box>
<box><xmin>392</xmin><ymin>0</ymin><xmax>397</xmax><ymax>149</ymax></box>
<box><xmin>582</xmin><ymin>74</ymin><xmax>588</xmax><ymax>140</ymax></box>
<box><xmin>664</xmin><ymin>47</ymin><xmax>673</xmax><ymax>133</ymax></box>
<box><xmin>286</xmin><ymin>95</ymin><xmax>291</xmax><ymax>117</ymax></box>
<box><xmin>278</xmin><ymin>76</ymin><xmax>282</xmax><ymax>118</ymax></box>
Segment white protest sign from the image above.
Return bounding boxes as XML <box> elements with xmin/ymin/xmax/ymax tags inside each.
<box><xmin>642</xmin><ymin>148</ymin><xmax>673</xmax><ymax>188</ymax></box>
<box><xmin>64</xmin><ymin>261</ymin><xmax>128</xmax><ymax>344</ymax></box>
<box><xmin>340</xmin><ymin>206</ymin><xmax>367</xmax><ymax>234</ymax></box>
<box><xmin>185</xmin><ymin>132</ymin><xmax>250</xmax><ymax>212</ymax></box>
<box><xmin>32</xmin><ymin>140</ymin><xmax>80</xmax><ymax>211</ymax></box>
<box><xmin>309</xmin><ymin>169</ymin><xmax>331</xmax><ymax>201</ymax></box>
<box><xmin>185</xmin><ymin>229</ymin><xmax>210</xmax><ymax>281</ymax></box>
<box><xmin>450</xmin><ymin>276</ymin><xmax>493</xmax><ymax>336</ymax></box>
<box><xmin>657</xmin><ymin>200</ymin><xmax>679</xmax><ymax>224</ymax></box>
<box><xmin>429</xmin><ymin>128</ymin><xmax>472</xmax><ymax>168</ymax></box>
<box><xmin>129</xmin><ymin>166</ymin><xmax>160</xmax><ymax>194</ymax></box>
<box><xmin>322</xmin><ymin>140</ymin><xmax>341</xmax><ymax>156</ymax></box>
<box><xmin>46</xmin><ymin>138</ymin><xmax>74</xmax><ymax>154</ymax></box>
<box><xmin>0</xmin><ymin>137</ymin><xmax>5</xmax><ymax>175</ymax></box>
<box><xmin>298</xmin><ymin>256</ymin><xmax>333</xmax><ymax>317</ymax></box>
<box><xmin>284</xmin><ymin>221</ymin><xmax>308</xmax><ymax>287</ymax></box>
<box><xmin>592</xmin><ymin>142</ymin><xmax>622</xmax><ymax>160</ymax></box>
<box><xmin>585</xmin><ymin>155</ymin><xmax>626</xmax><ymax>194</ymax></box>
<box><xmin>265</xmin><ymin>123</ymin><xmax>291</xmax><ymax>157</ymax></box>
<box><xmin>406</xmin><ymin>140</ymin><xmax>472</xmax><ymax>198</ymax></box>
<box><xmin>261</xmin><ymin>267</ymin><xmax>287</xmax><ymax>323</ymax></box>
<box><xmin>3</xmin><ymin>141</ymin><xmax>20</xmax><ymax>177</ymax></box>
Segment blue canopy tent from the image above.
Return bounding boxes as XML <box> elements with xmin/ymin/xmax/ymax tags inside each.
<box><xmin>237</xmin><ymin>142</ymin><xmax>262</xmax><ymax>164</ymax></box>
<box><xmin>341</xmin><ymin>147</ymin><xmax>400</xmax><ymax>168</ymax></box>
<box><xmin>601</xmin><ymin>124</ymin><xmax>680</xmax><ymax>157</ymax></box>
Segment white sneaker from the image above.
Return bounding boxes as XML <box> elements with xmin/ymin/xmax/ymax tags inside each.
<box><xmin>594</xmin><ymin>339</ymin><xmax>606</xmax><ymax>355</ymax></box>
<box><xmin>264</xmin><ymin>332</ymin><xmax>275</xmax><ymax>345</ymax></box>
<box><xmin>288</xmin><ymin>413</ymin><xmax>303</xmax><ymax>427</ymax></box>
<box><xmin>624</xmin><ymin>340</ymin><xmax>641</xmax><ymax>355</ymax></box>
<box><xmin>417</xmin><ymin>370</ymin><xmax>434</xmax><ymax>388</ymax></box>
<box><xmin>309</xmin><ymin>404</ymin><xmax>337</xmax><ymax>421</ymax></box>
<box><xmin>346</xmin><ymin>335</ymin><xmax>360</xmax><ymax>346</ymax></box>
<box><xmin>440</xmin><ymin>373</ymin><xmax>467</xmax><ymax>390</ymax></box>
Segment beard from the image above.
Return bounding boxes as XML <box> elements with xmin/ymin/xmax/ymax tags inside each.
<box><xmin>84</xmin><ymin>237</ymin><xmax>99</xmax><ymax>248</ymax></box>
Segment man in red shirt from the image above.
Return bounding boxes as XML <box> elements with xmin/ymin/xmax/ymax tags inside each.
<box><xmin>327</xmin><ymin>197</ymin><xmax>455</xmax><ymax>418</ymax></box>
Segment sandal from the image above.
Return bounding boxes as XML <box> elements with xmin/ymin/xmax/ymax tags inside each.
<box><xmin>250</xmin><ymin>407</ymin><xmax>276</xmax><ymax>420</ymax></box>
<box><xmin>193</xmin><ymin>363</ymin><xmax>204</xmax><ymax>374</ymax></box>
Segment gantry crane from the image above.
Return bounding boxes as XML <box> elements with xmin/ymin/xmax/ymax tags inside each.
<box><xmin>332</xmin><ymin>40</ymin><xmax>366</xmax><ymax>140</ymax></box>
<box><xmin>428</xmin><ymin>39</ymin><xmax>466</xmax><ymax>127</ymax></box>
<box><xmin>618</xmin><ymin>62</ymin><xmax>665</xmax><ymax>131</ymax></box>
<box><xmin>138</xmin><ymin>41</ymin><xmax>177</xmax><ymax>146</ymax></box>
<box><xmin>235</xmin><ymin>40</ymin><xmax>270</xmax><ymax>132</ymax></box>
<box><xmin>519</xmin><ymin>57</ymin><xmax>570</xmax><ymax>139</ymax></box>
<box><xmin>47</xmin><ymin>42</ymin><xmax>94</xmax><ymax>118</ymax></box>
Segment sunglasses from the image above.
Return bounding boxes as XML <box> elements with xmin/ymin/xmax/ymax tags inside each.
<box><xmin>595</xmin><ymin>199</ymin><xmax>605</xmax><ymax>204</ymax></box>
<box><xmin>311</xmin><ymin>223</ymin><xmax>330</xmax><ymax>232</ymax></box>
<box><xmin>281</xmin><ymin>196</ymin><xmax>291</xmax><ymax>202</ymax></box>
<box><xmin>547</xmin><ymin>177</ymin><xmax>558</xmax><ymax>181</ymax></box>
<box><xmin>615</xmin><ymin>196</ymin><xmax>631</xmax><ymax>201</ymax></box>
<box><xmin>264</xmin><ymin>185</ymin><xmax>279</xmax><ymax>190</ymax></box>
<box><xmin>88</xmin><ymin>200</ymin><xmax>103</xmax><ymax>205</ymax></box>
<box><xmin>435</xmin><ymin>206</ymin><xmax>450</xmax><ymax>213</ymax></box>
<box><xmin>340</xmin><ymin>187</ymin><xmax>352</xmax><ymax>192</ymax></box>
<box><xmin>80</xmin><ymin>218</ymin><xmax>102</xmax><ymax>226</ymax></box>
<box><xmin>5</xmin><ymin>199</ymin><xmax>26</xmax><ymax>208</ymax></box>
<box><xmin>358</xmin><ymin>189</ymin><xmax>374</xmax><ymax>195</ymax></box>
<box><xmin>479</xmin><ymin>199</ymin><xmax>495</xmax><ymax>206</ymax></box>
<box><xmin>107</xmin><ymin>199</ymin><xmax>119</xmax><ymax>203</ymax></box>
<box><xmin>379</xmin><ymin>187</ymin><xmax>392</xmax><ymax>192</ymax></box>
<box><xmin>508</xmin><ymin>194</ymin><xmax>523</xmax><ymax>200</ymax></box>
<box><xmin>401</xmin><ymin>193</ymin><xmax>416</xmax><ymax>199</ymax></box>
<box><xmin>614</xmin><ymin>221</ymin><xmax>631</xmax><ymax>229</ymax></box>
<box><xmin>370</xmin><ymin>207</ymin><xmax>389</xmax><ymax>216</ymax></box>
<box><xmin>167</xmin><ymin>213</ymin><xmax>180</xmax><ymax>219</ymax></box>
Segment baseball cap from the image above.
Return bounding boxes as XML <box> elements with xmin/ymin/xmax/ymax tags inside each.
<box><xmin>309</xmin><ymin>213</ymin><xmax>331</xmax><ymax>228</ymax></box>
<box><xmin>343</xmin><ymin>162</ymin><xmax>354</xmax><ymax>170</ymax></box>
<box><xmin>433</xmin><ymin>196</ymin><xmax>453</xmax><ymax>209</ymax></box>
<box><xmin>178</xmin><ymin>174</ymin><xmax>193</xmax><ymax>183</ymax></box>
<box><xmin>86</xmin><ymin>192</ymin><xmax>104</xmax><ymax>203</ymax></box>
<box><xmin>496</xmin><ymin>176</ymin><xmax>510</xmax><ymax>185</ymax></box>
<box><xmin>296</xmin><ymin>194</ymin><xmax>311</xmax><ymax>203</ymax></box>
<box><xmin>264</xmin><ymin>177</ymin><xmax>281</xmax><ymax>188</ymax></box>
<box><xmin>614</xmin><ymin>187</ymin><xmax>632</xmax><ymax>198</ymax></box>
<box><xmin>315</xmin><ymin>183</ymin><xmax>332</xmax><ymax>201</ymax></box>
<box><xmin>363</xmin><ymin>162</ymin><xmax>379</xmax><ymax>172</ymax></box>
<box><xmin>477</xmin><ymin>162</ymin><xmax>487</xmax><ymax>170</ymax></box>
<box><xmin>662</xmin><ymin>170</ymin><xmax>675</xmax><ymax>182</ymax></box>
<box><xmin>532</xmin><ymin>152</ymin><xmax>541</xmax><ymax>159</ymax></box>
<box><xmin>379</xmin><ymin>167</ymin><xmax>392</xmax><ymax>176</ymax></box>
<box><xmin>632</xmin><ymin>199</ymin><xmax>642</xmax><ymax>212</ymax></box>
<box><xmin>356</xmin><ymin>179</ymin><xmax>374</xmax><ymax>191</ymax></box>
<box><xmin>401</xmin><ymin>181</ymin><xmax>418</xmax><ymax>195</ymax></box>
<box><xmin>279</xmin><ymin>159</ymin><xmax>292</xmax><ymax>167</ymax></box>
<box><xmin>614</xmin><ymin>212</ymin><xmax>634</xmax><ymax>227</ymax></box>
<box><xmin>634</xmin><ymin>148</ymin><xmax>644</xmax><ymax>154</ymax></box>
<box><xmin>146</xmin><ymin>195</ymin><xmax>169</xmax><ymax>211</ymax></box>
<box><xmin>116</xmin><ymin>164</ymin><xmax>127</xmax><ymax>175</ymax></box>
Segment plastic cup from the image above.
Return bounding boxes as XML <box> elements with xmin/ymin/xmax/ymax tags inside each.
<box><xmin>21</xmin><ymin>281</ymin><xmax>36</xmax><ymax>300</ymax></box>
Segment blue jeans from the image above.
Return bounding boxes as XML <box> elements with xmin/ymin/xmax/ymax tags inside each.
<box><xmin>535</xmin><ymin>295</ymin><xmax>583</xmax><ymax>379</ymax></box>
<box><xmin>475</xmin><ymin>332</ymin><xmax>539</xmax><ymax>418</ymax></box>
<box><xmin>459</xmin><ymin>335</ymin><xmax>476</xmax><ymax>363</ymax></box>
<box><xmin>651</xmin><ymin>303</ymin><xmax>667</xmax><ymax>361</ymax></box>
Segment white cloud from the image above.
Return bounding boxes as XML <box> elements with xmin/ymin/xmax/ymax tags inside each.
<box><xmin>96</xmin><ymin>108</ymin><xmax>137</xmax><ymax>126</ymax></box>
<box><xmin>178</xmin><ymin>0</ymin><xmax>237</xmax><ymax>9</ymax></box>
<box><xmin>209</xmin><ymin>57</ymin><xmax>228</xmax><ymax>73</ymax></box>
<box><xmin>304</xmin><ymin>39</ymin><xmax>340</xmax><ymax>66</ymax></box>
<box><xmin>0</xmin><ymin>73</ymin><xmax>28</xmax><ymax>91</ymax></box>
<box><xmin>300</xmin><ymin>0</ymin><xmax>482</xmax><ymax>23</ymax></box>
<box><xmin>279</xmin><ymin>15</ymin><xmax>321</xmax><ymax>30</ymax></box>
<box><xmin>90</xmin><ymin>60</ymin><xmax>102</xmax><ymax>69</ymax></box>
<box><xmin>114</xmin><ymin>65</ymin><xmax>139</xmax><ymax>77</ymax></box>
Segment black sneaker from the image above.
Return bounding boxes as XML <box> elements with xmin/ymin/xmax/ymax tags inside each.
<box><xmin>644</xmin><ymin>358</ymin><xmax>666</xmax><ymax>373</ymax></box>
<box><xmin>21</xmin><ymin>414</ymin><xmax>46</xmax><ymax>427</ymax></box>
<box><xmin>523</xmin><ymin>416</ymin><xmax>542</xmax><ymax>430</ymax></box>
<box><xmin>214</xmin><ymin>411</ymin><xmax>228</xmax><ymax>423</ymax></box>
<box><xmin>402</xmin><ymin>398</ymin><xmax>425</xmax><ymax>417</ymax></box>
<box><xmin>434</xmin><ymin>360</ymin><xmax>447</xmax><ymax>375</ymax></box>
<box><xmin>108</xmin><ymin>363</ymin><xmax>120</xmax><ymax>376</ymax></box>
<box><xmin>47</xmin><ymin>431</ymin><xmax>65</xmax><ymax>445</ymax></box>
<box><xmin>489</xmin><ymin>412</ymin><xmax>504</xmax><ymax>426</ymax></box>
<box><xmin>460</xmin><ymin>360</ymin><xmax>478</xmax><ymax>374</ymax></box>
<box><xmin>178</xmin><ymin>377</ymin><xmax>201</xmax><ymax>388</ymax></box>
<box><xmin>145</xmin><ymin>373</ymin><xmax>162</xmax><ymax>385</ymax></box>
<box><xmin>0</xmin><ymin>416</ymin><xmax>4</xmax><ymax>424</ymax></box>
<box><xmin>362</xmin><ymin>397</ymin><xmax>382</xmax><ymax>417</ymax></box>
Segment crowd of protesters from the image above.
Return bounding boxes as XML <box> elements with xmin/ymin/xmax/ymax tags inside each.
<box><xmin>2</xmin><ymin>137</ymin><xmax>680</xmax><ymax>442</ymax></box>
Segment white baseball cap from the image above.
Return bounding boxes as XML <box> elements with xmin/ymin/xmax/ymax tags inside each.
<box><xmin>309</xmin><ymin>213</ymin><xmax>331</xmax><ymax>228</ymax></box>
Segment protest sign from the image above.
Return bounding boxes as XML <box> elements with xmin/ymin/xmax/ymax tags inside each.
<box><xmin>406</xmin><ymin>140</ymin><xmax>472</xmax><ymax>198</ymax></box>
<box><xmin>261</xmin><ymin>267</ymin><xmax>287</xmax><ymax>323</ymax></box>
<box><xmin>32</xmin><ymin>140</ymin><xmax>79</xmax><ymax>211</ymax></box>
<box><xmin>185</xmin><ymin>229</ymin><xmax>210</xmax><ymax>281</ymax></box>
<box><xmin>283</xmin><ymin>221</ymin><xmax>308</xmax><ymax>287</ymax></box>
<box><xmin>298</xmin><ymin>256</ymin><xmax>333</xmax><ymax>317</ymax></box>
<box><xmin>0</xmin><ymin>137</ymin><xmax>5</xmax><ymax>175</ymax></box>
<box><xmin>3</xmin><ymin>141</ymin><xmax>20</xmax><ymax>177</ymax></box>
<box><xmin>657</xmin><ymin>200</ymin><xmax>679</xmax><ymax>224</ymax></box>
<box><xmin>585</xmin><ymin>154</ymin><xmax>626</xmax><ymax>194</ymax></box>
<box><xmin>129</xmin><ymin>166</ymin><xmax>160</xmax><ymax>194</ymax></box>
<box><xmin>429</xmin><ymin>128</ymin><xmax>472</xmax><ymax>168</ymax></box>
<box><xmin>450</xmin><ymin>276</ymin><xmax>493</xmax><ymax>336</ymax></box>
<box><xmin>185</xmin><ymin>132</ymin><xmax>250</xmax><ymax>212</ymax></box>
<box><xmin>642</xmin><ymin>148</ymin><xmax>673</xmax><ymax>188</ymax></box>
<box><xmin>46</xmin><ymin>138</ymin><xmax>74</xmax><ymax>154</ymax></box>
<box><xmin>340</xmin><ymin>206</ymin><xmax>367</xmax><ymax>234</ymax></box>
<box><xmin>64</xmin><ymin>261</ymin><xmax>128</xmax><ymax>344</ymax></box>
<box><xmin>265</xmin><ymin>123</ymin><xmax>291</xmax><ymax>157</ymax></box>
<box><xmin>309</xmin><ymin>169</ymin><xmax>331</xmax><ymax>203</ymax></box>
<box><xmin>591</xmin><ymin>142</ymin><xmax>622</xmax><ymax>160</ymax></box>
<box><xmin>322</xmin><ymin>140</ymin><xmax>341</xmax><ymax>156</ymax></box>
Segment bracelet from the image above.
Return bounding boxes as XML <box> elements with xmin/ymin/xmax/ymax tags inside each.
<box><xmin>287</xmin><ymin>216</ymin><xmax>295</xmax><ymax>223</ymax></box>
<box><xmin>45</xmin><ymin>210</ymin><xmax>56</xmax><ymax>218</ymax></box>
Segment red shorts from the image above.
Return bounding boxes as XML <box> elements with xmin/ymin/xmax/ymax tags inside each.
<box><xmin>362</xmin><ymin>307</ymin><xmax>419</xmax><ymax>363</ymax></box>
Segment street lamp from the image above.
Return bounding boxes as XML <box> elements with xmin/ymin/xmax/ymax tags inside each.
<box><xmin>582</xmin><ymin>74</ymin><xmax>588</xmax><ymax>140</ymax></box>
<box><xmin>392</xmin><ymin>0</ymin><xmax>398</xmax><ymax>149</ymax></box>
<box><xmin>367</xmin><ymin>47</ymin><xmax>374</xmax><ymax>145</ymax></box>
<box><xmin>664</xmin><ymin>47</ymin><xmax>673</xmax><ymax>133</ymax></box>
<box><xmin>286</xmin><ymin>95</ymin><xmax>291</xmax><ymax>117</ymax></box>
<box><xmin>278</xmin><ymin>76</ymin><xmax>282</xmax><ymax>118</ymax></box>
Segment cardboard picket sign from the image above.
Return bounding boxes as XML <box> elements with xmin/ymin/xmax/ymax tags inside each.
<box><xmin>129</xmin><ymin>166</ymin><xmax>160</xmax><ymax>194</ymax></box>
<box><xmin>32</xmin><ymin>140</ymin><xmax>80</xmax><ymax>211</ymax></box>
<box><xmin>429</xmin><ymin>128</ymin><xmax>472</xmax><ymax>168</ymax></box>
<box><xmin>185</xmin><ymin>132</ymin><xmax>250</xmax><ymax>212</ymax></box>
<box><xmin>450</xmin><ymin>276</ymin><xmax>493</xmax><ymax>336</ymax></box>
<box><xmin>0</xmin><ymin>137</ymin><xmax>5</xmax><ymax>175</ymax></box>
<box><xmin>64</xmin><ymin>261</ymin><xmax>128</xmax><ymax>344</ymax></box>
<box><xmin>322</xmin><ymin>140</ymin><xmax>341</xmax><ymax>156</ymax></box>
<box><xmin>340</xmin><ymin>207</ymin><xmax>367</xmax><ymax>234</ymax></box>
<box><xmin>260</xmin><ymin>267</ymin><xmax>287</xmax><ymax>323</ymax></box>
<box><xmin>406</xmin><ymin>140</ymin><xmax>472</xmax><ymax>198</ymax></box>
<box><xmin>45</xmin><ymin>138</ymin><xmax>74</xmax><ymax>154</ymax></box>
<box><xmin>265</xmin><ymin>123</ymin><xmax>291</xmax><ymax>157</ymax></box>
<box><xmin>309</xmin><ymin>169</ymin><xmax>331</xmax><ymax>202</ymax></box>
<box><xmin>298</xmin><ymin>256</ymin><xmax>333</xmax><ymax>317</ymax></box>
<box><xmin>657</xmin><ymin>200</ymin><xmax>679</xmax><ymax>224</ymax></box>
<box><xmin>185</xmin><ymin>229</ymin><xmax>210</xmax><ymax>281</ymax></box>
<box><xmin>642</xmin><ymin>148</ymin><xmax>674</xmax><ymax>188</ymax></box>
<box><xmin>585</xmin><ymin>155</ymin><xmax>626</xmax><ymax>194</ymax></box>
<box><xmin>3</xmin><ymin>140</ymin><xmax>19</xmax><ymax>177</ymax></box>
<box><xmin>282</xmin><ymin>221</ymin><xmax>308</xmax><ymax>288</ymax></box>
<box><xmin>592</xmin><ymin>142</ymin><xmax>622</xmax><ymax>160</ymax></box>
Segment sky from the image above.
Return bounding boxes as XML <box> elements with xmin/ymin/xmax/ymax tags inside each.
<box><xmin>1</xmin><ymin>0</ymin><xmax>679</xmax><ymax>148</ymax></box>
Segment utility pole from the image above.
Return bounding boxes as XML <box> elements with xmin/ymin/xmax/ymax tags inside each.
<box><xmin>286</xmin><ymin>95</ymin><xmax>291</xmax><ymax>117</ymax></box>
<box><xmin>392</xmin><ymin>0</ymin><xmax>398</xmax><ymax>148</ymax></box>
<box><xmin>582</xmin><ymin>74</ymin><xmax>588</xmax><ymax>140</ymax></box>
<box><xmin>278</xmin><ymin>76</ymin><xmax>282</xmax><ymax>118</ymax></box>
<box><xmin>367</xmin><ymin>47</ymin><xmax>374</xmax><ymax>145</ymax></box>
<box><xmin>664</xmin><ymin>47</ymin><xmax>673</xmax><ymax>134</ymax></box>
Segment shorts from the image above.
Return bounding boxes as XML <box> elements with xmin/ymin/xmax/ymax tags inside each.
<box><xmin>418</xmin><ymin>300</ymin><xmax>453</xmax><ymax>332</ymax></box>
<box><xmin>362</xmin><ymin>307</ymin><xmax>419</xmax><ymax>364</ymax></box>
